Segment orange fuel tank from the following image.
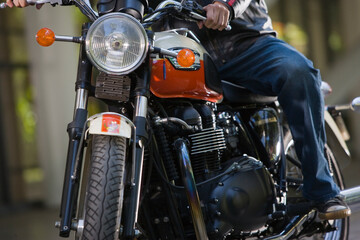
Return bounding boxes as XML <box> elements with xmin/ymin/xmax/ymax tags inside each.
<box><xmin>150</xmin><ymin>30</ymin><xmax>223</xmax><ymax>103</ymax></box>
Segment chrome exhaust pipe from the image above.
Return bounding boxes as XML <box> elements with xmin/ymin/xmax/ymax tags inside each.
<box><xmin>174</xmin><ymin>138</ymin><xmax>209</xmax><ymax>240</ymax></box>
<box><xmin>341</xmin><ymin>186</ymin><xmax>360</xmax><ymax>212</ymax></box>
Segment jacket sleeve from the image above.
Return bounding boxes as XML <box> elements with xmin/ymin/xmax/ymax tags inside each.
<box><xmin>213</xmin><ymin>0</ymin><xmax>252</xmax><ymax>20</ymax></box>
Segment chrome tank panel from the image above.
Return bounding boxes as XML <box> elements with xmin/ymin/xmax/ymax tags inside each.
<box><xmin>154</xmin><ymin>30</ymin><xmax>208</xmax><ymax>59</ymax></box>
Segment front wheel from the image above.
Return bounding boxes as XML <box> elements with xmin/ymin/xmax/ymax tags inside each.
<box><xmin>80</xmin><ymin>135</ymin><xmax>127</xmax><ymax>240</ymax></box>
<box><xmin>284</xmin><ymin>132</ymin><xmax>349</xmax><ymax>240</ymax></box>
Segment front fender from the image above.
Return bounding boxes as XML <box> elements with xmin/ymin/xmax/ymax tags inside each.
<box><xmin>87</xmin><ymin>112</ymin><xmax>134</xmax><ymax>138</ymax></box>
<box><xmin>324</xmin><ymin>111</ymin><xmax>351</xmax><ymax>168</ymax></box>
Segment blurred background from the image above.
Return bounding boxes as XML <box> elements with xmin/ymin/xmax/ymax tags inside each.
<box><xmin>0</xmin><ymin>0</ymin><xmax>360</xmax><ymax>239</ymax></box>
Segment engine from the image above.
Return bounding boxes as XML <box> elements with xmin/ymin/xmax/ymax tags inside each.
<box><xmin>152</xmin><ymin>102</ymin><xmax>276</xmax><ymax>238</ymax></box>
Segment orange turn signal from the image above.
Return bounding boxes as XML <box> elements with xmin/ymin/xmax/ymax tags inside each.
<box><xmin>177</xmin><ymin>48</ymin><xmax>195</xmax><ymax>68</ymax></box>
<box><xmin>36</xmin><ymin>28</ymin><xmax>55</xmax><ymax>47</ymax></box>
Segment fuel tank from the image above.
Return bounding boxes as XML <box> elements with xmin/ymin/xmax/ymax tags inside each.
<box><xmin>150</xmin><ymin>30</ymin><xmax>223</xmax><ymax>103</ymax></box>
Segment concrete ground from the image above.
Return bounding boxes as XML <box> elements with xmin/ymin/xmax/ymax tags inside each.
<box><xmin>1</xmin><ymin>159</ymin><xmax>360</xmax><ymax>239</ymax></box>
<box><xmin>0</xmin><ymin>206</ymin><xmax>360</xmax><ymax>239</ymax></box>
<box><xmin>0</xmin><ymin>207</ymin><xmax>65</xmax><ymax>240</ymax></box>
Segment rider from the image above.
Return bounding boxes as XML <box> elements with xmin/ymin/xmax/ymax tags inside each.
<box><xmin>7</xmin><ymin>0</ymin><xmax>351</xmax><ymax>220</ymax></box>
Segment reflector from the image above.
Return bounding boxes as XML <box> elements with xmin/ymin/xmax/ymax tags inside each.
<box><xmin>177</xmin><ymin>49</ymin><xmax>195</xmax><ymax>68</ymax></box>
<box><xmin>36</xmin><ymin>28</ymin><xmax>55</xmax><ymax>47</ymax></box>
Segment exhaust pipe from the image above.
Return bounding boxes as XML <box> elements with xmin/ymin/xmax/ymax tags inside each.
<box><xmin>341</xmin><ymin>186</ymin><xmax>360</xmax><ymax>212</ymax></box>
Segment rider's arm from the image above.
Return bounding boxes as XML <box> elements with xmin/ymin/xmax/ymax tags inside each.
<box><xmin>214</xmin><ymin>0</ymin><xmax>252</xmax><ymax>20</ymax></box>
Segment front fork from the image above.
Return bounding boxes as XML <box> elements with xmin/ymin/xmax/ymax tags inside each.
<box><xmin>123</xmin><ymin>57</ymin><xmax>151</xmax><ymax>238</ymax></box>
<box><xmin>59</xmin><ymin>23</ymin><xmax>92</xmax><ymax>237</ymax></box>
<box><xmin>123</xmin><ymin>95</ymin><xmax>148</xmax><ymax>238</ymax></box>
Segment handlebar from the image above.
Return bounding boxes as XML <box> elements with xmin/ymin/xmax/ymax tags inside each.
<box><xmin>188</xmin><ymin>11</ymin><xmax>232</xmax><ymax>31</ymax></box>
<box><xmin>144</xmin><ymin>0</ymin><xmax>231</xmax><ymax>31</ymax></box>
<box><xmin>0</xmin><ymin>0</ymin><xmax>98</xmax><ymax>21</ymax></box>
<box><xmin>1</xmin><ymin>0</ymin><xmax>231</xmax><ymax>31</ymax></box>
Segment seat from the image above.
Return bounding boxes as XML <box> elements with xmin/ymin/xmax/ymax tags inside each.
<box><xmin>221</xmin><ymin>80</ymin><xmax>277</xmax><ymax>104</ymax></box>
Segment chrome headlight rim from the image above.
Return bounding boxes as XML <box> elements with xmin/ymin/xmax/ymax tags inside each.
<box><xmin>85</xmin><ymin>12</ymin><xmax>148</xmax><ymax>75</ymax></box>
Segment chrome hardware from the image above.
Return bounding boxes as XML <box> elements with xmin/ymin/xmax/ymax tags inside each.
<box><xmin>174</xmin><ymin>139</ymin><xmax>209</xmax><ymax>240</ymax></box>
<box><xmin>154</xmin><ymin>116</ymin><xmax>194</xmax><ymax>131</ymax></box>
<box><xmin>188</xmin><ymin>128</ymin><xmax>226</xmax><ymax>155</ymax></box>
<box><xmin>326</xmin><ymin>96</ymin><xmax>360</xmax><ymax>112</ymax></box>
<box><xmin>55</xmin><ymin>221</ymin><xmax>61</xmax><ymax>228</ymax></box>
<box><xmin>341</xmin><ymin>186</ymin><xmax>360</xmax><ymax>210</ymax></box>
<box><xmin>76</xmin><ymin>219</ymin><xmax>84</xmax><ymax>238</ymax></box>
<box><xmin>351</xmin><ymin>97</ymin><xmax>360</xmax><ymax>112</ymax></box>
<box><xmin>74</xmin><ymin>88</ymin><xmax>88</xmax><ymax>113</ymax></box>
<box><xmin>135</xmin><ymin>96</ymin><xmax>148</xmax><ymax>118</ymax></box>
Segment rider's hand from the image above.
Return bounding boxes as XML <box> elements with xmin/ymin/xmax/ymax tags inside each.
<box><xmin>6</xmin><ymin>0</ymin><xmax>43</xmax><ymax>8</ymax></box>
<box><xmin>197</xmin><ymin>1</ymin><xmax>230</xmax><ymax>31</ymax></box>
<box><xmin>6</xmin><ymin>0</ymin><xmax>28</xmax><ymax>7</ymax></box>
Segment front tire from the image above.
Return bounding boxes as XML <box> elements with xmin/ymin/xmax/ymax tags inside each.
<box><xmin>81</xmin><ymin>135</ymin><xmax>127</xmax><ymax>240</ymax></box>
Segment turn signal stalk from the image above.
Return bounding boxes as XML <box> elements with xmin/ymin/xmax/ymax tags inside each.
<box><xmin>36</xmin><ymin>27</ymin><xmax>83</xmax><ymax>47</ymax></box>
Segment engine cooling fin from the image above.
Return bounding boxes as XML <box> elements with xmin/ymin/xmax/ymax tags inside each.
<box><xmin>188</xmin><ymin>128</ymin><xmax>226</xmax><ymax>179</ymax></box>
<box><xmin>188</xmin><ymin>128</ymin><xmax>226</xmax><ymax>155</ymax></box>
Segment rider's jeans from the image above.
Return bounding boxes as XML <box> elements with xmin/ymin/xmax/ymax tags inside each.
<box><xmin>218</xmin><ymin>35</ymin><xmax>340</xmax><ymax>202</ymax></box>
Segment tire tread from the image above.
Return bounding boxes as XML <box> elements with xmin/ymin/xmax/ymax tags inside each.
<box><xmin>82</xmin><ymin>135</ymin><xmax>126</xmax><ymax>240</ymax></box>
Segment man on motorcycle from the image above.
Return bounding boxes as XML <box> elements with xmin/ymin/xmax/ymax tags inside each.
<box><xmin>6</xmin><ymin>0</ymin><xmax>351</xmax><ymax>220</ymax></box>
<box><xmin>159</xmin><ymin>0</ymin><xmax>352</xmax><ymax>220</ymax></box>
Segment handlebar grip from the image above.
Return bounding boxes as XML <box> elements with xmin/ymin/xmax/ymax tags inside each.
<box><xmin>189</xmin><ymin>2</ymin><xmax>232</xmax><ymax>31</ymax></box>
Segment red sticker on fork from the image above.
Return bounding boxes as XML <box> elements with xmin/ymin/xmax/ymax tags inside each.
<box><xmin>101</xmin><ymin>114</ymin><xmax>121</xmax><ymax>133</ymax></box>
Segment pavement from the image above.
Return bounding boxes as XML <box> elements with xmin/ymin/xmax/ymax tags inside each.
<box><xmin>0</xmin><ymin>205</ymin><xmax>360</xmax><ymax>239</ymax></box>
<box><xmin>1</xmin><ymin>159</ymin><xmax>360</xmax><ymax>239</ymax></box>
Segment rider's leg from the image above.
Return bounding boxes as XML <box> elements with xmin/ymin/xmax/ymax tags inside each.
<box><xmin>218</xmin><ymin>35</ymin><xmax>339</xmax><ymax>202</ymax></box>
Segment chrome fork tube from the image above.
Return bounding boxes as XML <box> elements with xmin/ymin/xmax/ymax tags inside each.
<box><xmin>134</xmin><ymin>95</ymin><xmax>148</xmax><ymax>118</ymax></box>
<box><xmin>74</xmin><ymin>88</ymin><xmax>88</xmax><ymax>114</ymax></box>
<box><xmin>174</xmin><ymin>139</ymin><xmax>209</xmax><ymax>240</ymax></box>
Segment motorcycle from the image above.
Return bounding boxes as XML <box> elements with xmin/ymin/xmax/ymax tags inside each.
<box><xmin>2</xmin><ymin>0</ymin><xmax>360</xmax><ymax>239</ymax></box>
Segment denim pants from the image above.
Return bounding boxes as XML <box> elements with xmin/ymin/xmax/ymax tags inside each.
<box><xmin>218</xmin><ymin>35</ymin><xmax>339</xmax><ymax>202</ymax></box>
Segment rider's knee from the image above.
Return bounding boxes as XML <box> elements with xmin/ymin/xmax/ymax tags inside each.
<box><xmin>279</xmin><ymin>53</ymin><xmax>321</xmax><ymax>90</ymax></box>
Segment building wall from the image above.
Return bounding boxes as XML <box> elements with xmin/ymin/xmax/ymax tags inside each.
<box><xmin>24</xmin><ymin>6</ymin><xmax>78</xmax><ymax>207</ymax></box>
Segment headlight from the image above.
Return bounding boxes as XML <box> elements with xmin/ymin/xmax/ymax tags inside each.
<box><xmin>86</xmin><ymin>13</ymin><xmax>148</xmax><ymax>75</ymax></box>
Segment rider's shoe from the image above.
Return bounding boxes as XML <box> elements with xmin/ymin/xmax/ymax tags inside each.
<box><xmin>316</xmin><ymin>195</ymin><xmax>351</xmax><ymax>220</ymax></box>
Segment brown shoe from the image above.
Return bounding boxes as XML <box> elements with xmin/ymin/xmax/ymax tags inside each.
<box><xmin>316</xmin><ymin>195</ymin><xmax>351</xmax><ymax>220</ymax></box>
